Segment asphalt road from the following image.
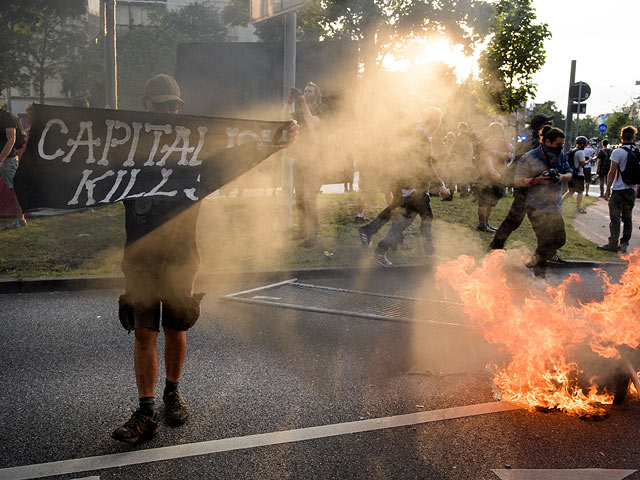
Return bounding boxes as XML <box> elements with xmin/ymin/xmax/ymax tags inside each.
<box><xmin>1</xmin><ymin>264</ymin><xmax>639</xmax><ymax>480</ymax></box>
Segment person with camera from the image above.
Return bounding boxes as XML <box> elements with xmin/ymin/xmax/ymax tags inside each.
<box><xmin>513</xmin><ymin>126</ymin><xmax>572</xmax><ymax>280</ymax></box>
<box><xmin>282</xmin><ymin>81</ymin><xmax>327</xmax><ymax>247</ymax></box>
<box><xmin>562</xmin><ymin>136</ymin><xmax>590</xmax><ymax>214</ymax></box>
<box><xmin>488</xmin><ymin>113</ymin><xmax>552</xmax><ymax>251</ymax></box>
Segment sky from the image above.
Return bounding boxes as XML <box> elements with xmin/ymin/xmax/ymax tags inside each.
<box><xmin>530</xmin><ymin>0</ymin><xmax>640</xmax><ymax>117</ymax></box>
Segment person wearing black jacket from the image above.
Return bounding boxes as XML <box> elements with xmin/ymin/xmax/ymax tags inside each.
<box><xmin>596</xmin><ymin>139</ymin><xmax>612</xmax><ymax>197</ymax></box>
<box><xmin>488</xmin><ymin>113</ymin><xmax>553</xmax><ymax>251</ymax></box>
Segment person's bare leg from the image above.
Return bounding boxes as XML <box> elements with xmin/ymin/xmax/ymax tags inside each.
<box><xmin>164</xmin><ymin>327</ymin><xmax>187</xmax><ymax>383</ymax></box>
<box><xmin>134</xmin><ymin>328</ymin><xmax>159</xmax><ymax>398</ymax></box>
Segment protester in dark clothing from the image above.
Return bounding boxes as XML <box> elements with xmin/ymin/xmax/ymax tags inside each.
<box><xmin>283</xmin><ymin>81</ymin><xmax>327</xmax><ymax>247</ymax></box>
<box><xmin>0</xmin><ymin>105</ymin><xmax>26</xmax><ymax>229</ymax></box>
<box><xmin>113</xmin><ymin>74</ymin><xmax>299</xmax><ymax>443</ymax></box>
<box><xmin>562</xmin><ymin>136</ymin><xmax>589</xmax><ymax>214</ymax></box>
<box><xmin>451</xmin><ymin>122</ymin><xmax>474</xmax><ymax>198</ymax></box>
<box><xmin>488</xmin><ymin>113</ymin><xmax>553</xmax><ymax>251</ymax></box>
<box><xmin>597</xmin><ymin>126</ymin><xmax>638</xmax><ymax>254</ymax></box>
<box><xmin>472</xmin><ymin>122</ymin><xmax>511</xmax><ymax>232</ymax></box>
<box><xmin>514</xmin><ymin>127</ymin><xmax>572</xmax><ymax>280</ymax></box>
<box><xmin>596</xmin><ymin>139</ymin><xmax>612</xmax><ymax>197</ymax></box>
<box><xmin>361</xmin><ymin>107</ymin><xmax>450</xmax><ymax>267</ymax></box>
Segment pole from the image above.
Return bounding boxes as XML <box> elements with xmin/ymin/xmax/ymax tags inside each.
<box><xmin>282</xmin><ymin>11</ymin><xmax>296</xmax><ymax>226</ymax></box>
<box><xmin>564</xmin><ymin>60</ymin><xmax>576</xmax><ymax>151</ymax></box>
<box><xmin>104</xmin><ymin>0</ymin><xmax>118</xmax><ymax>109</ymax></box>
<box><xmin>575</xmin><ymin>82</ymin><xmax>582</xmax><ymax>137</ymax></box>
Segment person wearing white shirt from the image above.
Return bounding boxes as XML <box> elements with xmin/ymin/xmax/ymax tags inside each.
<box><xmin>583</xmin><ymin>144</ymin><xmax>596</xmax><ymax>196</ymax></box>
<box><xmin>597</xmin><ymin>125</ymin><xmax>638</xmax><ymax>253</ymax></box>
<box><xmin>562</xmin><ymin>136</ymin><xmax>590</xmax><ymax>213</ymax></box>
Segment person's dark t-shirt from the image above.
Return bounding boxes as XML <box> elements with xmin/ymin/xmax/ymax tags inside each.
<box><xmin>121</xmin><ymin>197</ymin><xmax>201</xmax><ymax>280</ymax></box>
<box><xmin>0</xmin><ymin>109</ymin><xmax>18</xmax><ymax>158</ymax></box>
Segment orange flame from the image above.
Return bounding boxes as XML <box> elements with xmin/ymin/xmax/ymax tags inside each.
<box><xmin>435</xmin><ymin>250</ymin><xmax>640</xmax><ymax>417</ymax></box>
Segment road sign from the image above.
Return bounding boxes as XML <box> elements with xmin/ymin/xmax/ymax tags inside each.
<box><xmin>569</xmin><ymin>81</ymin><xmax>591</xmax><ymax>102</ymax></box>
<box><xmin>598</xmin><ymin>123</ymin><xmax>608</xmax><ymax>133</ymax></box>
<box><xmin>570</xmin><ymin>103</ymin><xmax>586</xmax><ymax>114</ymax></box>
<box><xmin>251</xmin><ymin>0</ymin><xmax>306</xmax><ymax>23</ymax></box>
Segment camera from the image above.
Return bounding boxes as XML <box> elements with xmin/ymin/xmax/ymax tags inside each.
<box><xmin>289</xmin><ymin>87</ymin><xmax>303</xmax><ymax>99</ymax></box>
<box><xmin>542</xmin><ymin>168</ymin><xmax>560</xmax><ymax>184</ymax></box>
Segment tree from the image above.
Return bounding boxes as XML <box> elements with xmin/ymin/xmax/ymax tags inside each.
<box><xmin>531</xmin><ymin>100</ymin><xmax>565</xmax><ymax>128</ymax></box>
<box><xmin>222</xmin><ymin>0</ymin><xmax>493</xmax><ymax>75</ymax></box>
<box><xmin>222</xmin><ymin>0</ymin><xmax>324</xmax><ymax>42</ymax></box>
<box><xmin>576</xmin><ymin>115</ymin><xmax>598</xmax><ymax>140</ymax></box>
<box><xmin>605</xmin><ymin>112</ymin><xmax>633</xmax><ymax>143</ymax></box>
<box><xmin>61</xmin><ymin>3</ymin><xmax>227</xmax><ymax>109</ymax></box>
<box><xmin>159</xmin><ymin>2</ymin><xmax>227</xmax><ymax>43</ymax></box>
<box><xmin>478</xmin><ymin>0</ymin><xmax>550</xmax><ymax>113</ymax></box>
<box><xmin>0</xmin><ymin>0</ymin><xmax>85</xmax><ymax>94</ymax></box>
<box><xmin>116</xmin><ymin>27</ymin><xmax>178</xmax><ymax>110</ymax></box>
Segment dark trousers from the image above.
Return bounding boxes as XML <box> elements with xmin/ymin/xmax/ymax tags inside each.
<box><xmin>608</xmin><ymin>188</ymin><xmax>636</xmax><ymax>247</ymax></box>
<box><xmin>526</xmin><ymin>206</ymin><xmax>566</xmax><ymax>278</ymax></box>
<box><xmin>377</xmin><ymin>190</ymin><xmax>433</xmax><ymax>255</ymax></box>
<box><xmin>360</xmin><ymin>189</ymin><xmax>402</xmax><ymax>236</ymax></box>
<box><xmin>599</xmin><ymin>175</ymin><xmax>607</xmax><ymax>196</ymax></box>
<box><xmin>489</xmin><ymin>187</ymin><xmax>528</xmax><ymax>250</ymax></box>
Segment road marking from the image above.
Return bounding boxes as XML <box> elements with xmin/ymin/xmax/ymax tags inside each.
<box><xmin>0</xmin><ymin>401</ymin><xmax>519</xmax><ymax>480</ymax></box>
<box><xmin>492</xmin><ymin>469</ymin><xmax>637</xmax><ymax>480</ymax></box>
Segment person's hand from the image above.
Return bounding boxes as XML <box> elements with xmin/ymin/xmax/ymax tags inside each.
<box><xmin>439</xmin><ymin>185</ymin><xmax>451</xmax><ymax>199</ymax></box>
<box><xmin>279</xmin><ymin>120</ymin><xmax>299</xmax><ymax>147</ymax></box>
<box><xmin>604</xmin><ymin>189</ymin><xmax>611</xmax><ymax>201</ymax></box>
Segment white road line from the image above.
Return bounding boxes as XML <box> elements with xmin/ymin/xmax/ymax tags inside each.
<box><xmin>0</xmin><ymin>401</ymin><xmax>519</xmax><ymax>480</ymax></box>
<box><xmin>492</xmin><ymin>468</ymin><xmax>637</xmax><ymax>480</ymax></box>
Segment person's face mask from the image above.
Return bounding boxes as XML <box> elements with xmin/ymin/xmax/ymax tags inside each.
<box><xmin>545</xmin><ymin>145</ymin><xmax>562</xmax><ymax>155</ymax></box>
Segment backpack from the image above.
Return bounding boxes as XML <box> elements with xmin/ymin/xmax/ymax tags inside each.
<box><xmin>619</xmin><ymin>146</ymin><xmax>640</xmax><ymax>185</ymax></box>
<box><xmin>567</xmin><ymin>148</ymin><xmax>579</xmax><ymax>175</ymax></box>
<box><xmin>598</xmin><ymin>148</ymin><xmax>612</xmax><ymax>175</ymax></box>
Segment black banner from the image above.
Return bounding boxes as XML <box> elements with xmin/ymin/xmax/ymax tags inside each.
<box><xmin>14</xmin><ymin>104</ymin><xmax>290</xmax><ymax>211</ymax></box>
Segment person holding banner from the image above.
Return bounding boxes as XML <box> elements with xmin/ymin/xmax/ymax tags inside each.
<box><xmin>111</xmin><ymin>74</ymin><xmax>201</xmax><ymax>443</ymax></box>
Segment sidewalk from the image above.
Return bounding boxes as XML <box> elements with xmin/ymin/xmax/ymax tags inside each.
<box><xmin>572</xmin><ymin>183</ymin><xmax>640</xmax><ymax>250</ymax></box>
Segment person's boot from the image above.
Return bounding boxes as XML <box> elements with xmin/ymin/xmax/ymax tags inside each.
<box><xmin>112</xmin><ymin>409</ymin><xmax>159</xmax><ymax>443</ymax></box>
<box><xmin>163</xmin><ymin>390</ymin><xmax>189</xmax><ymax>426</ymax></box>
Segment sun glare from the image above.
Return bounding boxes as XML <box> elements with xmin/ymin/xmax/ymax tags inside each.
<box><xmin>381</xmin><ymin>36</ymin><xmax>476</xmax><ymax>80</ymax></box>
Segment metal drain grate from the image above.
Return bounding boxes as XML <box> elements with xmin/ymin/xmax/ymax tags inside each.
<box><xmin>221</xmin><ymin>279</ymin><xmax>465</xmax><ymax>326</ymax></box>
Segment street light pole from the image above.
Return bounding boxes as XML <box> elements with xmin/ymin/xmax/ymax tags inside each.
<box><xmin>104</xmin><ymin>0</ymin><xmax>117</xmax><ymax>110</ymax></box>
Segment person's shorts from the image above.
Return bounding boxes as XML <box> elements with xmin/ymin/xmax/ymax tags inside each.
<box><xmin>568</xmin><ymin>175</ymin><xmax>585</xmax><ymax>192</ymax></box>
<box><xmin>120</xmin><ymin>264</ymin><xmax>201</xmax><ymax>332</ymax></box>
<box><xmin>0</xmin><ymin>156</ymin><xmax>18</xmax><ymax>189</ymax></box>
<box><xmin>472</xmin><ymin>182</ymin><xmax>504</xmax><ymax>208</ymax></box>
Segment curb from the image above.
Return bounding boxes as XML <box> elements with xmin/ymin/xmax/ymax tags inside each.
<box><xmin>0</xmin><ymin>260</ymin><xmax>627</xmax><ymax>295</ymax></box>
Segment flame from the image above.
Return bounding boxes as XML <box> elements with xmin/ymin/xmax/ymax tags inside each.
<box><xmin>435</xmin><ymin>250</ymin><xmax>640</xmax><ymax>417</ymax></box>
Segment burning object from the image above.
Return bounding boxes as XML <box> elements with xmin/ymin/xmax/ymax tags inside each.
<box><xmin>435</xmin><ymin>250</ymin><xmax>640</xmax><ymax>418</ymax></box>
